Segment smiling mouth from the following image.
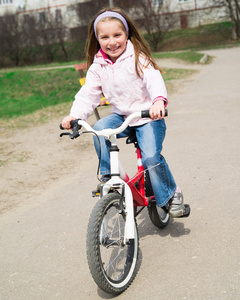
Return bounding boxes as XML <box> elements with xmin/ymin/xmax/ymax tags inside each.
<box><xmin>108</xmin><ymin>46</ymin><xmax>120</xmax><ymax>52</ymax></box>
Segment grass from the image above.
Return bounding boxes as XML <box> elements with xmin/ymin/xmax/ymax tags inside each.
<box><xmin>160</xmin><ymin>21</ymin><xmax>240</xmax><ymax>51</ymax></box>
<box><xmin>0</xmin><ymin>68</ymin><xmax>80</xmax><ymax>119</ymax></box>
<box><xmin>162</xmin><ymin>68</ymin><xmax>196</xmax><ymax>82</ymax></box>
<box><xmin>153</xmin><ymin>51</ymin><xmax>206</xmax><ymax>63</ymax></box>
<box><xmin>165</xmin><ymin>22</ymin><xmax>232</xmax><ymax>40</ymax></box>
<box><xmin>0</xmin><ymin>61</ymin><xmax>82</xmax><ymax>74</ymax></box>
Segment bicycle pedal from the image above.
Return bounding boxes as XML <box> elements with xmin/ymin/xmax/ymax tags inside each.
<box><xmin>179</xmin><ymin>204</ymin><xmax>191</xmax><ymax>218</ymax></box>
<box><xmin>148</xmin><ymin>198</ymin><xmax>156</xmax><ymax>205</ymax></box>
<box><xmin>92</xmin><ymin>190</ymin><xmax>100</xmax><ymax>197</ymax></box>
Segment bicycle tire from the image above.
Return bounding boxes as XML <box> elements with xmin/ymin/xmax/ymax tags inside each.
<box><xmin>86</xmin><ymin>192</ymin><xmax>139</xmax><ymax>295</ymax></box>
<box><xmin>148</xmin><ymin>203</ymin><xmax>170</xmax><ymax>229</ymax></box>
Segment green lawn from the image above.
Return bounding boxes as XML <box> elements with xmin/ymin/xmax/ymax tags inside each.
<box><xmin>159</xmin><ymin>21</ymin><xmax>240</xmax><ymax>51</ymax></box>
<box><xmin>0</xmin><ymin>68</ymin><xmax>80</xmax><ymax>119</ymax></box>
<box><xmin>153</xmin><ymin>51</ymin><xmax>206</xmax><ymax>63</ymax></box>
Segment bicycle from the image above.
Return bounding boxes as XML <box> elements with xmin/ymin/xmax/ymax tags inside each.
<box><xmin>60</xmin><ymin>110</ymin><xmax>190</xmax><ymax>295</ymax></box>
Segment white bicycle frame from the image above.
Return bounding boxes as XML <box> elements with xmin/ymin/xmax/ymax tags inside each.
<box><xmin>77</xmin><ymin>112</ymin><xmax>142</xmax><ymax>241</ymax></box>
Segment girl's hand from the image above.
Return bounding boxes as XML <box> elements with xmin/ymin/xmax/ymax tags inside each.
<box><xmin>61</xmin><ymin>116</ymin><xmax>76</xmax><ymax>129</ymax></box>
<box><xmin>149</xmin><ymin>100</ymin><xmax>165</xmax><ymax>120</ymax></box>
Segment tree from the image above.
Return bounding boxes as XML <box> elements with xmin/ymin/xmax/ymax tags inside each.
<box><xmin>20</xmin><ymin>15</ymin><xmax>39</xmax><ymax>64</ymax></box>
<box><xmin>73</xmin><ymin>0</ymin><xmax>108</xmax><ymax>40</ymax></box>
<box><xmin>0</xmin><ymin>10</ymin><xmax>69</xmax><ymax>67</ymax></box>
<box><xmin>55</xmin><ymin>15</ymin><xmax>68</xmax><ymax>60</ymax></box>
<box><xmin>131</xmin><ymin>0</ymin><xmax>172</xmax><ymax>51</ymax></box>
<box><xmin>36</xmin><ymin>10</ymin><xmax>69</xmax><ymax>62</ymax></box>
<box><xmin>0</xmin><ymin>16</ymin><xmax>9</xmax><ymax>67</ymax></box>
<box><xmin>0</xmin><ymin>13</ymin><xmax>24</xmax><ymax>66</ymax></box>
<box><xmin>226</xmin><ymin>0</ymin><xmax>240</xmax><ymax>39</ymax></box>
<box><xmin>212</xmin><ymin>0</ymin><xmax>240</xmax><ymax>39</ymax></box>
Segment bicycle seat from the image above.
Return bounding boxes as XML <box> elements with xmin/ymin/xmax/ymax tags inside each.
<box><xmin>126</xmin><ymin>133</ymin><xmax>138</xmax><ymax>144</ymax></box>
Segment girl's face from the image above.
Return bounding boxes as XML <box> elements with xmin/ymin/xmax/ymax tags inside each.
<box><xmin>97</xmin><ymin>19</ymin><xmax>128</xmax><ymax>62</ymax></box>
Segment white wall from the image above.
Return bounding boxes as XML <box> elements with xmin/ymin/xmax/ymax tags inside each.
<box><xmin>0</xmin><ymin>0</ymin><xmax>230</xmax><ymax>29</ymax></box>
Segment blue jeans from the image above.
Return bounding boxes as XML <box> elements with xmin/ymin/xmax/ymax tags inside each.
<box><xmin>93</xmin><ymin>113</ymin><xmax>176</xmax><ymax>207</ymax></box>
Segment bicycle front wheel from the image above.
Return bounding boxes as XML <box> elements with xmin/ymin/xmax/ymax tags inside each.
<box><xmin>86</xmin><ymin>192</ymin><xmax>139</xmax><ymax>295</ymax></box>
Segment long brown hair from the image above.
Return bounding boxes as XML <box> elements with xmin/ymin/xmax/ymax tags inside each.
<box><xmin>85</xmin><ymin>7</ymin><xmax>162</xmax><ymax>77</ymax></box>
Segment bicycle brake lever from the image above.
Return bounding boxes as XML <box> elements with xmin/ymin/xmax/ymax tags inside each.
<box><xmin>60</xmin><ymin>132</ymin><xmax>71</xmax><ymax>138</ymax></box>
<box><xmin>70</xmin><ymin>124</ymin><xmax>80</xmax><ymax>139</ymax></box>
<box><xmin>69</xmin><ymin>131</ymin><xmax>80</xmax><ymax>139</ymax></box>
<box><xmin>59</xmin><ymin>131</ymin><xmax>80</xmax><ymax>139</ymax></box>
<box><xmin>60</xmin><ymin>122</ymin><xmax>81</xmax><ymax>139</ymax></box>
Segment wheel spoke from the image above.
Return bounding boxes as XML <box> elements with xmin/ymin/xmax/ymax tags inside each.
<box><xmin>104</xmin><ymin>248</ymin><xmax>126</xmax><ymax>279</ymax></box>
<box><xmin>100</xmin><ymin>205</ymin><xmax>127</xmax><ymax>280</ymax></box>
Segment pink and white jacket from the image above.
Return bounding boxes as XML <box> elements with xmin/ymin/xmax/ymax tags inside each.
<box><xmin>70</xmin><ymin>40</ymin><xmax>167</xmax><ymax>126</ymax></box>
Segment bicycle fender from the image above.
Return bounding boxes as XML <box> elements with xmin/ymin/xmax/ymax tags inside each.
<box><xmin>124</xmin><ymin>183</ymin><xmax>135</xmax><ymax>240</ymax></box>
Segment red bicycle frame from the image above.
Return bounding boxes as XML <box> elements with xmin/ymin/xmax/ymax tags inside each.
<box><xmin>122</xmin><ymin>147</ymin><xmax>151</xmax><ymax>207</ymax></box>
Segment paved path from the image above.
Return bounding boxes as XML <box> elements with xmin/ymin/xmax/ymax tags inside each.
<box><xmin>26</xmin><ymin>65</ymin><xmax>75</xmax><ymax>71</ymax></box>
<box><xmin>0</xmin><ymin>47</ymin><xmax>240</xmax><ymax>299</ymax></box>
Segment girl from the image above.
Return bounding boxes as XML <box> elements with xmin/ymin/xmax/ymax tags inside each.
<box><xmin>61</xmin><ymin>7</ymin><xmax>185</xmax><ymax>217</ymax></box>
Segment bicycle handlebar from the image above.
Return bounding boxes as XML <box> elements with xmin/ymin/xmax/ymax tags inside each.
<box><xmin>60</xmin><ymin>109</ymin><xmax>168</xmax><ymax>139</ymax></box>
<box><xmin>141</xmin><ymin>109</ymin><xmax>168</xmax><ymax>118</ymax></box>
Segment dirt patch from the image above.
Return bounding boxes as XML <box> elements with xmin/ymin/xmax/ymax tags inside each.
<box><xmin>0</xmin><ymin>108</ymin><xmax>104</xmax><ymax>215</ymax></box>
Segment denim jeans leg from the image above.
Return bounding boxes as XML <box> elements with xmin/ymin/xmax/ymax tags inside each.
<box><xmin>93</xmin><ymin>114</ymin><xmax>134</xmax><ymax>175</ymax></box>
<box><xmin>135</xmin><ymin>119</ymin><xmax>177</xmax><ymax>207</ymax></box>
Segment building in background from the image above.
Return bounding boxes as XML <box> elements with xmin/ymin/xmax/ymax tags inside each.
<box><xmin>0</xmin><ymin>0</ymin><xmax>229</xmax><ymax>31</ymax></box>
<box><xmin>1</xmin><ymin>1</ymin><xmax>83</xmax><ymax>28</ymax></box>
<box><xmin>0</xmin><ymin>0</ymin><xmax>233</xmax><ymax>67</ymax></box>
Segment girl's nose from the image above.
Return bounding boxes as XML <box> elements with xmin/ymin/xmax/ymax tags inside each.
<box><xmin>109</xmin><ymin>37</ymin><xmax>116</xmax><ymax>45</ymax></box>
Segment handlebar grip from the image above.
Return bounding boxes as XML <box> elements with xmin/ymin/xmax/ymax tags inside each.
<box><xmin>59</xmin><ymin>119</ymin><xmax>81</xmax><ymax>130</ymax></box>
<box><xmin>141</xmin><ymin>109</ymin><xmax>168</xmax><ymax>118</ymax></box>
<box><xmin>141</xmin><ymin>110</ymin><xmax>150</xmax><ymax>118</ymax></box>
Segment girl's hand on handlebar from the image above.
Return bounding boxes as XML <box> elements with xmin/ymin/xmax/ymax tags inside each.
<box><xmin>61</xmin><ymin>116</ymin><xmax>76</xmax><ymax>129</ymax></box>
<box><xmin>149</xmin><ymin>100</ymin><xmax>165</xmax><ymax>120</ymax></box>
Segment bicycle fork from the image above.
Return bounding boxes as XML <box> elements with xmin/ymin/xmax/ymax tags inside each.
<box><xmin>101</xmin><ymin>135</ymin><xmax>135</xmax><ymax>242</ymax></box>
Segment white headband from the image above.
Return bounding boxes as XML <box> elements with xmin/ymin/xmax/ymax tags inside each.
<box><xmin>94</xmin><ymin>11</ymin><xmax>129</xmax><ymax>39</ymax></box>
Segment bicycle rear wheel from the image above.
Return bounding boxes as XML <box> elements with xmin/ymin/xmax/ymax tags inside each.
<box><xmin>148</xmin><ymin>203</ymin><xmax>170</xmax><ymax>228</ymax></box>
<box><xmin>86</xmin><ymin>192</ymin><xmax>139</xmax><ymax>295</ymax></box>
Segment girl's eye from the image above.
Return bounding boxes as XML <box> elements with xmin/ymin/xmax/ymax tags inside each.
<box><xmin>99</xmin><ymin>35</ymin><xmax>108</xmax><ymax>40</ymax></box>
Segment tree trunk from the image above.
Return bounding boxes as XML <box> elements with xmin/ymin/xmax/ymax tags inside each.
<box><xmin>226</xmin><ymin>0</ymin><xmax>238</xmax><ymax>40</ymax></box>
<box><xmin>234</xmin><ymin>0</ymin><xmax>240</xmax><ymax>37</ymax></box>
<box><xmin>60</xmin><ymin>40</ymin><xmax>68</xmax><ymax>60</ymax></box>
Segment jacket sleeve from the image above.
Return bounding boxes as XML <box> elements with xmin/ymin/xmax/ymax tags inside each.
<box><xmin>70</xmin><ymin>65</ymin><xmax>102</xmax><ymax>120</ymax></box>
<box><xmin>141</xmin><ymin>58</ymin><xmax>168</xmax><ymax>103</ymax></box>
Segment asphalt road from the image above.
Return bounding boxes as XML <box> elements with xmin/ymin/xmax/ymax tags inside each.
<box><xmin>0</xmin><ymin>47</ymin><xmax>240</xmax><ymax>299</ymax></box>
